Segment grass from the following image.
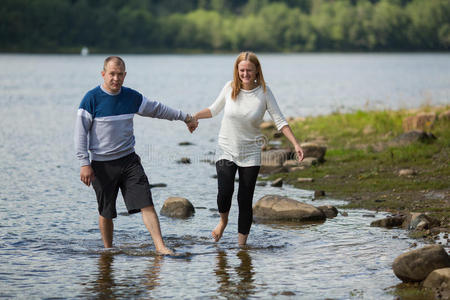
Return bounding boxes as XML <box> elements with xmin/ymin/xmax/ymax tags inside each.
<box><xmin>264</xmin><ymin>105</ymin><xmax>450</xmax><ymax>227</ymax></box>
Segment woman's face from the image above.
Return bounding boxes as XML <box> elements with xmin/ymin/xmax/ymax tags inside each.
<box><xmin>238</xmin><ymin>60</ymin><xmax>257</xmax><ymax>88</ymax></box>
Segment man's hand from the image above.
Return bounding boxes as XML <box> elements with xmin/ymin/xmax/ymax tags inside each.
<box><xmin>186</xmin><ymin>118</ymin><xmax>199</xmax><ymax>133</ymax></box>
<box><xmin>80</xmin><ymin>165</ymin><xmax>95</xmax><ymax>186</ymax></box>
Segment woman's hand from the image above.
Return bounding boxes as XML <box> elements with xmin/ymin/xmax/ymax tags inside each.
<box><xmin>294</xmin><ymin>144</ymin><xmax>304</xmax><ymax>162</ymax></box>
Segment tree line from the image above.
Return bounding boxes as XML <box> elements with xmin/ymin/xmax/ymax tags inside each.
<box><xmin>1</xmin><ymin>0</ymin><xmax>449</xmax><ymax>53</ymax></box>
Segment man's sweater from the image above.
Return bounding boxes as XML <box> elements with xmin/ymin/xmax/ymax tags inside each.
<box><xmin>75</xmin><ymin>85</ymin><xmax>186</xmax><ymax>166</ymax></box>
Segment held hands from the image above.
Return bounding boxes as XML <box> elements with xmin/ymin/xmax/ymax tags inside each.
<box><xmin>80</xmin><ymin>165</ymin><xmax>95</xmax><ymax>186</ymax></box>
<box><xmin>185</xmin><ymin>115</ymin><xmax>199</xmax><ymax>133</ymax></box>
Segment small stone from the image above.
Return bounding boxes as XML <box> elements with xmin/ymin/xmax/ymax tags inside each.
<box><xmin>398</xmin><ymin>169</ymin><xmax>417</xmax><ymax>176</ymax></box>
<box><xmin>341</xmin><ymin>211</ymin><xmax>349</xmax><ymax>217</ymax></box>
<box><xmin>177</xmin><ymin>157</ymin><xmax>191</xmax><ymax>164</ymax></box>
<box><xmin>256</xmin><ymin>182</ymin><xmax>267</xmax><ymax>187</ymax></box>
<box><xmin>297</xmin><ymin>177</ymin><xmax>314</xmax><ymax>183</ymax></box>
<box><xmin>178</xmin><ymin>141</ymin><xmax>194</xmax><ymax>146</ymax></box>
<box><xmin>271</xmin><ymin>178</ymin><xmax>283</xmax><ymax>187</ymax></box>
<box><xmin>314</xmin><ymin>190</ymin><xmax>325</xmax><ymax>198</ymax></box>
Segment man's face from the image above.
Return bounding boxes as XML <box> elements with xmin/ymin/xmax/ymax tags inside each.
<box><xmin>101</xmin><ymin>62</ymin><xmax>126</xmax><ymax>93</ymax></box>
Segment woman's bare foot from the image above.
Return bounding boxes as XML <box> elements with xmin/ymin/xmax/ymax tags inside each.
<box><xmin>212</xmin><ymin>220</ymin><xmax>228</xmax><ymax>242</ymax></box>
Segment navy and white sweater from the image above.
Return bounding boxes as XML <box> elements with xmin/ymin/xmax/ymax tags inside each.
<box><xmin>75</xmin><ymin>85</ymin><xmax>187</xmax><ymax>166</ymax></box>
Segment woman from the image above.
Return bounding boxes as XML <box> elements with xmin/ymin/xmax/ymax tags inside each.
<box><xmin>194</xmin><ymin>52</ymin><xmax>303</xmax><ymax>246</ymax></box>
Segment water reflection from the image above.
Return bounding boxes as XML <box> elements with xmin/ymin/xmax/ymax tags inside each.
<box><xmin>90</xmin><ymin>252</ymin><xmax>115</xmax><ymax>299</ymax></box>
<box><xmin>85</xmin><ymin>252</ymin><xmax>162</xmax><ymax>299</ymax></box>
<box><xmin>215</xmin><ymin>250</ymin><xmax>255</xmax><ymax>298</ymax></box>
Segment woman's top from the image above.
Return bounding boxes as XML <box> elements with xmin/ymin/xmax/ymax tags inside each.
<box><xmin>208</xmin><ymin>81</ymin><xmax>288</xmax><ymax>167</ymax></box>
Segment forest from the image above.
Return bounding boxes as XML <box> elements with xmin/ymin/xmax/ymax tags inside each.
<box><xmin>1</xmin><ymin>0</ymin><xmax>449</xmax><ymax>53</ymax></box>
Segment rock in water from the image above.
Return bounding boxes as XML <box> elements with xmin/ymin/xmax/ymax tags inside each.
<box><xmin>160</xmin><ymin>197</ymin><xmax>195</xmax><ymax>218</ymax></box>
<box><xmin>253</xmin><ymin>195</ymin><xmax>325</xmax><ymax>222</ymax></box>
<box><xmin>392</xmin><ymin>245</ymin><xmax>450</xmax><ymax>282</ymax></box>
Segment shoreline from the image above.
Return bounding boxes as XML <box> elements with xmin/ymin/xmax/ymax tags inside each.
<box><xmin>262</xmin><ymin>105</ymin><xmax>450</xmax><ymax>234</ymax></box>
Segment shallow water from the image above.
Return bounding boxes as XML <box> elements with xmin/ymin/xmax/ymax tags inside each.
<box><xmin>0</xmin><ymin>53</ymin><xmax>449</xmax><ymax>299</ymax></box>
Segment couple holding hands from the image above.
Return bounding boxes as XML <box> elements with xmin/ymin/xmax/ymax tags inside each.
<box><xmin>75</xmin><ymin>52</ymin><xmax>304</xmax><ymax>255</ymax></box>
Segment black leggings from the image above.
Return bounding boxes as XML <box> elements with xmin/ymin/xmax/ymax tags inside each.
<box><xmin>215</xmin><ymin>159</ymin><xmax>260</xmax><ymax>235</ymax></box>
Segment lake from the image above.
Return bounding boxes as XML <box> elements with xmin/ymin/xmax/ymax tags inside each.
<box><xmin>0</xmin><ymin>53</ymin><xmax>449</xmax><ymax>299</ymax></box>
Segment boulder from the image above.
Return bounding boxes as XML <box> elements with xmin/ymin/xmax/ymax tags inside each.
<box><xmin>423</xmin><ymin>268</ymin><xmax>450</xmax><ymax>289</ymax></box>
<box><xmin>392</xmin><ymin>245</ymin><xmax>450</xmax><ymax>282</ymax></box>
<box><xmin>402</xmin><ymin>112</ymin><xmax>436</xmax><ymax>132</ymax></box>
<box><xmin>300</xmin><ymin>142</ymin><xmax>327</xmax><ymax>162</ymax></box>
<box><xmin>317</xmin><ymin>205</ymin><xmax>338</xmax><ymax>218</ymax></box>
<box><xmin>390</xmin><ymin>130</ymin><xmax>436</xmax><ymax>147</ymax></box>
<box><xmin>160</xmin><ymin>197</ymin><xmax>195</xmax><ymax>218</ymax></box>
<box><xmin>402</xmin><ymin>213</ymin><xmax>440</xmax><ymax>230</ymax></box>
<box><xmin>370</xmin><ymin>215</ymin><xmax>406</xmax><ymax>228</ymax></box>
<box><xmin>253</xmin><ymin>195</ymin><xmax>326</xmax><ymax>222</ymax></box>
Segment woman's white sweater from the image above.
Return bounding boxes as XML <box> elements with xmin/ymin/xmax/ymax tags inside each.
<box><xmin>208</xmin><ymin>81</ymin><xmax>288</xmax><ymax>167</ymax></box>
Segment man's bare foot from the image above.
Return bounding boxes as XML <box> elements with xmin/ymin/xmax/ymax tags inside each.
<box><xmin>156</xmin><ymin>247</ymin><xmax>174</xmax><ymax>256</ymax></box>
<box><xmin>212</xmin><ymin>220</ymin><xmax>227</xmax><ymax>242</ymax></box>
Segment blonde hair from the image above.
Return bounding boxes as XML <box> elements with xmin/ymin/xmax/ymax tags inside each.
<box><xmin>231</xmin><ymin>51</ymin><xmax>266</xmax><ymax>100</ymax></box>
<box><xmin>103</xmin><ymin>56</ymin><xmax>126</xmax><ymax>71</ymax></box>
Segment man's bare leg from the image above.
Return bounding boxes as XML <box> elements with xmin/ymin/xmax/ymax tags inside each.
<box><xmin>99</xmin><ymin>215</ymin><xmax>114</xmax><ymax>248</ymax></box>
<box><xmin>212</xmin><ymin>212</ymin><xmax>229</xmax><ymax>242</ymax></box>
<box><xmin>238</xmin><ymin>233</ymin><xmax>248</xmax><ymax>246</ymax></box>
<box><xmin>141</xmin><ymin>205</ymin><xmax>173</xmax><ymax>255</ymax></box>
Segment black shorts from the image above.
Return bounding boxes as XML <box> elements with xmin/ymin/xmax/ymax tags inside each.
<box><xmin>91</xmin><ymin>152</ymin><xmax>153</xmax><ymax>219</ymax></box>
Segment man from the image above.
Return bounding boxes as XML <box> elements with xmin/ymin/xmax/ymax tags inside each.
<box><xmin>74</xmin><ymin>56</ymin><xmax>198</xmax><ymax>254</ymax></box>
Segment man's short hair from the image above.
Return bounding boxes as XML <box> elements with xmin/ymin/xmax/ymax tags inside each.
<box><xmin>103</xmin><ymin>56</ymin><xmax>126</xmax><ymax>70</ymax></box>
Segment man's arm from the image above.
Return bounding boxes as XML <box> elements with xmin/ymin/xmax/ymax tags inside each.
<box><xmin>74</xmin><ymin>108</ymin><xmax>95</xmax><ymax>186</ymax></box>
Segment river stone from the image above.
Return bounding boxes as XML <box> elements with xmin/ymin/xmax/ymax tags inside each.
<box><xmin>402</xmin><ymin>112</ymin><xmax>436</xmax><ymax>131</ymax></box>
<box><xmin>402</xmin><ymin>213</ymin><xmax>440</xmax><ymax>230</ymax></box>
<box><xmin>317</xmin><ymin>205</ymin><xmax>338</xmax><ymax>218</ymax></box>
<box><xmin>390</xmin><ymin>130</ymin><xmax>436</xmax><ymax>147</ymax></box>
<box><xmin>271</xmin><ymin>178</ymin><xmax>283</xmax><ymax>187</ymax></box>
<box><xmin>300</xmin><ymin>142</ymin><xmax>327</xmax><ymax>162</ymax></box>
<box><xmin>160</xmin><ymin>197</ymin><xmax>195</xmax><ymax>218</ymax></box>
<box><xmin>423</xmin><ymin>268</ymin><xmax>450</xmax><ymax>289</ymax></box>
<box><xmin>253</xmin><ymin>195</ymin><xmax>326</xmax><ymax>222</ymax></box>
<box><xmin>392</xmin><ymin>245</ymin><xmax>450</xmax><ymax>282</ymax></box>
<box><xmin>370</xmin><ymin>215</ymin><xmax>406</xmax><ymax>228</ymax></box>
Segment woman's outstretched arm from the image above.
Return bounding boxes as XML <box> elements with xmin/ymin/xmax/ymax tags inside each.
<box><xmin>280</xmin><ymin>125</ymin><xmax>304</xmax><ymax>162</ymax></box>
<box><xmin>194</xmin><ymin>108</ymin><xmax>213</xmax><ymax>120</ymax></box>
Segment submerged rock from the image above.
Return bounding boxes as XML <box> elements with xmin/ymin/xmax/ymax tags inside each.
<box><xmin>392</xmin><ymin>245</ymin><xmax>450</xmax><ymax>282</ymax></box>
<box><xmin>160</xmin><ymin>197</ymin><xmax>195</xmax><ymax>218</ymax></box>
<box><xmin>253</xmin><ymin>195</ymin><xmax>325</xmax><ymax>222</ymax></box>
<box><xmin>370</xmin><ymin>215</ymin><xmax>406</xmax><ymax>228</ymax></box>
<box><xmin>317</xmin><ymin>205</ymin><xmax>338</xmax><ymax>218</ymax></box>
